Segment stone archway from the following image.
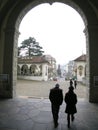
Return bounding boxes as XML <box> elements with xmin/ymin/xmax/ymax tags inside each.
<box><xmin>1</xmin><ymin>0</ymin><xmax>98</xmax><ymax>102</ymax></box>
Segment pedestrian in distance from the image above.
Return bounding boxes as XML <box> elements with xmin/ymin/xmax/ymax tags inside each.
<box><xmin>64</xmin><ymin>86</ymin><xmax>77</xmax><ymax>128</ymax></box>
<box><xmin>70</xmin><ymin>79</ymin><xmax>73</xmax><ymax>86</ymax></box>
<box><xmin>49</xmin><ymin>83</ymin><xmax>63</xmax><ymax>128</ymax></box>
<box><xmin>74</xmin><ymin>79</ymin><xmax>77</xmax><ymax>89</ymax></box>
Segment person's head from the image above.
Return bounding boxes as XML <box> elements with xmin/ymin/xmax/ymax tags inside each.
<box><xmin>69</xmin><ymin>86</ymin><xmax>74</xmax><ymax>91</ymax></box>
<box><xmin>55</xmin><ymin>83</ymin><xmax>60</xmax><ymax>88</ymax></box>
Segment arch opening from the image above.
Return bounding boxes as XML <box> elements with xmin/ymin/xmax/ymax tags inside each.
<box><xmin>2</xmin><ymin>0</ymin><xmax>96</xmax><ymax>101</ymax></box>
<box><xmin>16</xmin><ymin>2</ymin><xmax>87</xmax><ymax>99</ymax></box>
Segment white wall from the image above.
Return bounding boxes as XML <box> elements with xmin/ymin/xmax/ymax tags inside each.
<box><xmin>18</xmin><ymin>75</ymin><xmax>48</xmax><ymax>81</ymax></box>
<box><xmin>76</xmin><ymin>61</ymin><xmax>86</xmax><ymax>82</ymax></box>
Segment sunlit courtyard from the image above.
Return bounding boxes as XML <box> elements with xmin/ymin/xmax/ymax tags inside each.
<box><xmin>16</xmin><ymin>79</ymin><xmax>87</xmax><ymax>99</ymax></box>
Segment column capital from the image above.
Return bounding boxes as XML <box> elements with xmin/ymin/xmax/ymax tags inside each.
<box><xmin>84</xmin><ymin>24</ymin><xmax>98</xmax><ymax>36</ymax></box>
<box><xmin>4</xmin><ymin>27</ymin><xmax>20</xmax><ymax>36</ymax></box>
<box><xmin>85</xmin><ymin>24</ymin><xmax>98</xmax><ymax>31</ymax></box>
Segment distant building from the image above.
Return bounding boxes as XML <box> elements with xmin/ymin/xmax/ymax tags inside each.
<box><xmin>17</xmin><ymin>55</ymin><xmax>56</xmax><ymax>81</ymax></box>
<box><xmin>68</xmin><ymin>61</ymin><xmax>75</xmax><ymax>79</ymax></box>
<box><xmin>74</xmin><ymin>54</ymin><xmax>86</xmax><ymax>82</ymax></box>
<box><xmin>43</xmin><ymin>55</ymin><xmax>57</xmax><ymax>79</ymax></box>
<box><xmin>64</xmin><ymin>61</ymin><xmax>75</xmax><ymax>80</ymax></box>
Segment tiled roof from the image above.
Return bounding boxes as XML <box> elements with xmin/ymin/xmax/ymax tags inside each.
<box><xmin>74</xmin><ymin>54</ymin><xmax>86</xmax><ymax>61</ymax></box>
<box><xmin>43</xmin><ymin>55</ymin><xmax>56</xmax><ymax>62</ymax></box>
<box><xmin>18</xmin><ymin>56</ymin><xmax>49</xmax><ymax>64</ymax></box>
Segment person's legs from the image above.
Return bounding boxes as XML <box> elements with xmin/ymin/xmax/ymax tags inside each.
<box><xmin>67</xmin><ymin>114</ymin><xmax>70</xmax><ymax>128</ymax></box>
<box><xmin>71</xmin><ymin>114</ymin><xmax>75</xmax><ymax>121</ymax></box>
<box><xmin>52</xmin><ymin>105</ymin><xmax>59</xmax><ymax>127</ymax></box>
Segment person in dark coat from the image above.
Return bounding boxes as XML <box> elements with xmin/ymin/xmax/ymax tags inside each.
<box><xmin>70</xmin><ymin>79</ymin><xmax>73</xmax><ymax>86</ymax></box>
<box><xmin>49</xmin><ymin>83</ymin><xmax>63</xmax><ymax>128</ymax></box>
<box><xmin>74</xmin><ymin>79</ymin><xmax>77</xmax><ymax>89</ymax></box>
<box><xmin>64</xmin><ymin>86</ymin><xmax>77</xmax><ymax>128</ymax></box>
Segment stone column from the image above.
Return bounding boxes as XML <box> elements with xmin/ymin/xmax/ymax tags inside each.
<box><xmin>86</xmin><ymin>24</ymin><xmax>98</xmax><ymax>102</ymax></box>
<box><xmin>42</xmin><ymin>64</ymin><xmax>48</xmax><ymax>81</ymax></box>
<box><xmin>2</xmin><ymin>27</ymin><xmax>19</xmax><ymax>98</ymax></box>
<box><xmin>42</xmin><ymin>64</ymin><xmax>45</xmax><ymax>80</ymax></box>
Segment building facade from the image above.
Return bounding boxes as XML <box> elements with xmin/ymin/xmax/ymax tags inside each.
<box><xmin>74</xmin><ymin>54</ymin><xmax>86</xmax><ymax>82</ymax></box>
<box><xmin>65</xmin><ymin>61</ymin><xmax>75</xmax><ymax>80</ymax></box>
<box><xmin>17</xmin><ymin>55</ymin><xmax>56</xmax><ymax>81</ymax></box>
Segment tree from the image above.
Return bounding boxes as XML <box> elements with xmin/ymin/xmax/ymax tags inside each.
<box><xmin>18</xmin><ymin>37</ymin><xmax>44</xmax><ymax>56</ymax></box>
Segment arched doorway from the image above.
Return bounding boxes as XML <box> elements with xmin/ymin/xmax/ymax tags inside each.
<box><xmin>0</xmin><ymin>0</ymin><xmax>98</xmax><ymax>102</ymax></box>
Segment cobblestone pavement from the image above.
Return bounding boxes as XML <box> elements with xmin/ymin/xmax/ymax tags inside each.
<box><xmin>16</xmin><ymin>79</ymin><xmax>87</xmax><ymax>99</ymax></box>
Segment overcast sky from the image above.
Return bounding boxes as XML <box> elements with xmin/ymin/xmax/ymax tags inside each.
<box><xmin>18</xmin><ymin>2</ymin><xmax>86</xmax><ymax>65</ymax></box>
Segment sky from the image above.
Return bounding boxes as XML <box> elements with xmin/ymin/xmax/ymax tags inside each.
<box><xmin>18</xmin><ymin>2</ymin><xmax>86</xmax><ymax>65</ymax></box>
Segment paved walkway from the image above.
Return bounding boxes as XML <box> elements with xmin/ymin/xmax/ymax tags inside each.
<box><xmin>0</xmin><ymin>98</ymin><xmax>98</xmax><ymax>130</ymax></box>
<box><xmin>0</xmin><ymin>80</ymin><xmax>98</xmax><ymax>130</ymax></box>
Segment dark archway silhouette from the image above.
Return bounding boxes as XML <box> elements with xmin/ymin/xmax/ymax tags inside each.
<box><xmin>0</xmin><ymin>0</ymin><xmax>98</xmax><ymax>102</ymax></box>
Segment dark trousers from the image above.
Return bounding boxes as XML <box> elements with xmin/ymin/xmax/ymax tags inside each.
<box><xmin>51</xmin><ymin>104</ymin><xmax>60</xmax><ymax>125</ymax></box>
<box><xmin>74</xmin><ymin>84</ymin><xmax>77</xmax><ymax>89</ymax></box>
<box><xmin>67</xmin><ymin>113</ymin><xmax>74</xmax><ymax>128</ymax></box>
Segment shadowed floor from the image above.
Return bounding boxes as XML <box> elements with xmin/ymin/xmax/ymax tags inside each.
<box><xmin>0</xmin><ymin>80</ymin><xmax>96</xmax><ymax>130</ymax></box>
<box><xmin>0</xmin><ymin>98</ymin><xmax>98</xmax><ymax>130</ymax></box>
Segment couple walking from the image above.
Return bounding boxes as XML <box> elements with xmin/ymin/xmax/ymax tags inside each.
<box><xmin>49</xmin><ymin>83</ymin><xmax>77</xmax><ymax>128</ymax></box>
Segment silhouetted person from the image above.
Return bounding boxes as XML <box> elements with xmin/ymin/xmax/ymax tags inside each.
<box><xmin>70</xmin><ymin>79</ymin><xmax>73</xmax><ymax>86</ymax></box>
<box><xmin>74</xmin><ymin>79</ymin><xmax>77</xmax><ymax>89</ymax></box>
<box><xmin>64</xmin><ymin>86</ymin><xmax>77</xmax><ymax>128</ymax></box>
<box><xmin>49</xmin><ymin>83</ymin><xmax>63</xmax><ymax>128</ymax></box>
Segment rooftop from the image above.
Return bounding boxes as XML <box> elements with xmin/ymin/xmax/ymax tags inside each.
<box><xmin>18</xmin><ymin>56</ymin><xmax>49</xmax><ymax>64</ymax></box>
<box><xmin>74</xmin><ymin>54</ymin><xmax>86</xmax><ymax>62</ymax></box>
